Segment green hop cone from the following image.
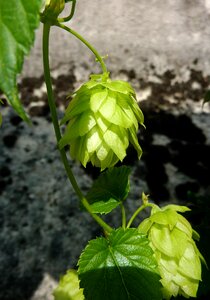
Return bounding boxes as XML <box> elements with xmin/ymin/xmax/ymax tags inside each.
<box><xmin>42</xmin><ymin>0</ymin><xmax>65</xmax><ymax>21</ymax></box>
<box><xmin>138</xmin><ymin>204</ymin><xmax>205</xmax><ymax>299</ymax></box>
<box><xmin>59</xmin><ymin>72</ymin><xmax>144</xmax><ymax>170</ymax></box>
<box><xmin>53</xmin><ymin>269</ymin><xmax>84</xmax><ymax>300</ymax></box>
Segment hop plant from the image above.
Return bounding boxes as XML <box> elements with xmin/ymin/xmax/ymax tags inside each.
<box><xmin>53</xmin><ymin>269</ymin><xmax>84</xmax><ymax>300</ymax></box>
<box><xmin>138</xmin><ymin>204</ymin><xmax>205</xmax><ymax>299</ymax></box>
<box><xmin>59</xmin><ymin>72</ymin><xmax>144</xmax><ymax>170</ymax></box>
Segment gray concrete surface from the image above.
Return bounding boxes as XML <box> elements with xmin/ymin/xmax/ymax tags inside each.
<box><xmin>23</xmin><ymin>0</ymin><xmax>210</xmax><ymax>78</ymax></box>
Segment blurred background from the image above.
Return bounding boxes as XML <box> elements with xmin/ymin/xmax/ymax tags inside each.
<box><xmin>0</xmin><ymin>0</ymin><xmax>210</xmax><ymax>299</ymax></box>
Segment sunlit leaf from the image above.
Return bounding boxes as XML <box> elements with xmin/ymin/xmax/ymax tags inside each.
<box><xmin>78</xmin><ymin>228</ymin><xmax>161</xmax><ymax>300</ymax></box>
<box><xmin>0</xmin><ymin>0</ymin><xmax>42</xmax><ymax>121</ymax></box>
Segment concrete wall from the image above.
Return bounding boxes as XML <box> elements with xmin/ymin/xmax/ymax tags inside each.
<box><xmin>23</xmin><ymin>0</ymin><xmax>210</xmax><ymax>77</ymax></box>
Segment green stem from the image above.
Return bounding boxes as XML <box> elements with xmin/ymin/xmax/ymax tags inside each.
<box><xmin>82</xmin><ymin>198</ymin><xmax>112</xmax><ymax>233</ymax></box>
<box><xmin>42</xmin><ymin>22</ymin><xmax>82</xmax><ymax>199</ymax></box>
<box><xmin>58</xmin><ymin>0</ymin><xmax>76</xmax><ymax>23</ymax></box>
<box><xmin>42</xmin><ymin>22</ymin><xmax>112</xmax><ymax>233</ymax></box>
<box><xmin>120</xmin><ymin>203</ymin><xmax>126</xmax><ymax>229</ymax></box>
<box><xmin>126</xmin><ymin>203</ymin><xmax>154</xmax><ymax>228</ymax></box>
<box><xmin>55</xmin><ymin>22</ymin><xmax>107</xmax><ymax>73</ymax></box>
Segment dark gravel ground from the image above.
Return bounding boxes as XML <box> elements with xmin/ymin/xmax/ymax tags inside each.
<box><xmin>0</xmin><ymin>67</ymin><xmax>210</xmax><ymax>299</ymax></box>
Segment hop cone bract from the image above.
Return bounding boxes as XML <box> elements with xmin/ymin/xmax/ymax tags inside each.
<box><xmin>59</xmin><ymin>73</ymin><xmax>144</xmax><ymax>170</ymax></box>
<box><xmin>53</xmin><ymin>269</ymin><xmax>84</xmax><ymax>300</ymax></box>
<box><xmin>138</xmin><ymin>204</ymin><xmax>205</xmax><ymax>299</ymax></box>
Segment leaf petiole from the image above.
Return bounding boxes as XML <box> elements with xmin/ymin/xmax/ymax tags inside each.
<box><xmin>120</xmin><ymin>203</ymin><xmax>126</xmax><ymax>229</ymax></box>
<box><xmin>126</xmin><ymin>203</ymin><xmax>154</xmax><ymax>228</ymax></box>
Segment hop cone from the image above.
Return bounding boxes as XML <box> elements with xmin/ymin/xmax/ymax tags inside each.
<box><xmin>53</xmin><ymin>269</ymin><xmax>84</xmax><ymax>300</ymax></box>
<box><xmin>43</xmin><ymin>0</ymin><xmax>65</xmax><ymax>20</ymax></box>
<box><xmin>59</xmin><ymin>73</ymin><xmax>144</xmax><ymax>170</ymax></box>
<box><xmin>138</xmin><ymin>204</ymin><xmax>205</xmax><ymax>299</ymax></box>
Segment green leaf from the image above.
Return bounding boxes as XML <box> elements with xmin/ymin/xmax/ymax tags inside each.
<box><xmin>78</xmin><ymin>228</ymin><xmax>161</xmax><ymax>300</ymax></box>
<box><xmin>86</xmin><ymin>166</ymin><xmax>131</xmax><ymax>214</ymax></box>
<box><xmin>0</xmin><ymin>0</ymin><xmax>42</xmax><ymax>121</ymax></box>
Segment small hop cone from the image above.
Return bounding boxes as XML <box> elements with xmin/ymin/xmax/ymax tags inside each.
<box><xmin>42</xmin><ymin>0</ymin><xmax>65</xmax><ymax>20</ymax></box>
<box><xmin>138</xmin><ymin>204</ymin><xmax>205</xmax><ymax>299</ymax></box>
<box><xmin>53</xmin><ymin>269</ymin><xmax>84</xmax><ymax>300</ymax></box>
<box><xmin>59</xmin><ymin>73</ymin><xmax>144</xmax><ymax>170</ymax></box>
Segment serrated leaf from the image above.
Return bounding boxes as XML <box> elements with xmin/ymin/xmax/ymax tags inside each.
<box><xmin>0</xmin><ymin>0</ymin><xmax>42</xmax><ymax>121</ymax></box>
<box><xmin>78</xmin><ymin>228</ymin><xmax>161</xmax><ymax>300</ymax></box>
<box><xmin>7</xmin><ymin>87</ymin><xmax>30</xmax><ymax>122</ymax></box>
<box><xmin>86</xmin><ymin>166</ymin><xmax>131</xmax><ymax>214</ymax></box>
<box><xmin>88</xmin><ymin>198</ymin><xmax>120</xmax><ymax>215</ymax></box>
